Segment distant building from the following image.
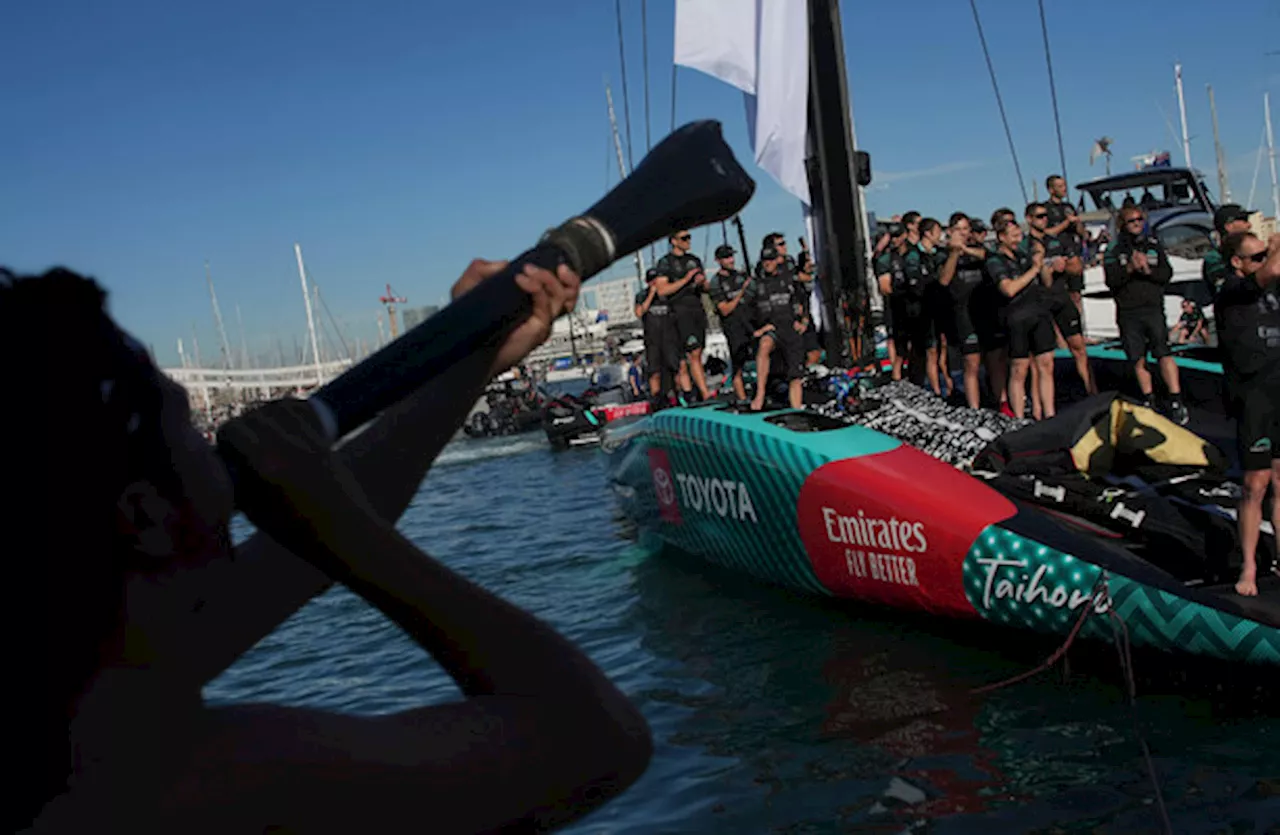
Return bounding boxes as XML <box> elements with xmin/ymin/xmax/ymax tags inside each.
<box><xmin>585</xmin><ymin>274</ymin><xmax>642</xmax><ymax>326</ymax></box>
<box><xmin>401</xmin><ymin>304</ymin><xmax>440</xmax><ymax>331</ymax></box>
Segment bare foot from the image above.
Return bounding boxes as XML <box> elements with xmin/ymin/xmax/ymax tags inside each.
<box><xmin>749</xmin><ymin>400</ymin><xmax>763</xmax><ymax>412</ymax></box>
<box><xmin>1236</xmin><ymin>565</ymin><xmax>1258</xmax><ymax>597</ymax></box>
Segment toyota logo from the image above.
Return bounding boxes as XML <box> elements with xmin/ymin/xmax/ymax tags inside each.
<box><xmin>653</xmin><ymin>467</ymin><xmax>675</xmax><ymax>507</ymax></box>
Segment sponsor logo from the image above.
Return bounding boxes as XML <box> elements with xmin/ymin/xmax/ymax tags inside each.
<box><xmin>647</xmin><ymin>448</ymin><xmax>682</xmax><ymax>525</ymax></box>
<box><xmin>972</xmin><ymin>553</ymin><xmax>1111</xmax><ymax>614</ymax></box>
<box><xmin>674</xmin><ymin>473</ymin><xmax>759</xmax><ymax>523</ymax></box>
<box><xmin>821</xmin><ymin>507</ymin><xmax>924</xmax><ymax>589</ymax></box>
<box><xmin>1249</xmin><ymin>437</ymin><xmax>1272</xmax><ymax>454</ymax></box>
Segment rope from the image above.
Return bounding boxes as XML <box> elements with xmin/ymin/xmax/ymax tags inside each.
<box><xmin>969</xmin><ymin>0</ymin><xmax>1028</xmax><ymax>206</ymax></box>
<box><xmin>1105</xmin><ymin>603</ymin><xmax>1173</xmax><ymax>834</ymax></box>
<box><xmin>1038</xmin><ymin>0</ymin><xmax>1069</xmax><ymax>186</ymax></box>
<box><xmin>614</xmin><ymin>0</ymin><xmax>636</xmax><ymax>173</ymax></box>
<box><xmin>969</xmin><ymin>574</ymin><xmax>1104</xmax><ymax>695</ymax></box>
<box><xmin>641</xmin><ymin>0</ymin><xmax>652</xmax><ymax>155</ymax></box>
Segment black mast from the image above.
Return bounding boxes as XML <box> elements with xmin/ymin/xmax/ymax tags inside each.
<box><xmin>805</xmin><ymin>0</ymin><xmax>872</xmax><ymax>367</ymax></box>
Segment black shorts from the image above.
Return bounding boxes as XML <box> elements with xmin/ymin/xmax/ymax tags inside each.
<box><xmin>762</xmin><ymin>324</ymin><xmax>805</xmax><ymax>381</ymax></box>
<box><xmin>1048</xmin><ymin>291</ymin><xmax>1083</xmax><ymax>339</ymax></box>
<box><xmin>802</xmin><ymin>327</ymin><xmax>821</xmax><ymax>356</ymax></box>
<box><xmin>724</xmin><ymin>317</ymin><xmax>754</xmax><ymax>370</ymax></box>
<box><xmin>926</xmin><ymin>285</ymin><xmax>953</xmax><ymax>346</ymax></box>
<box><xmin>1232</xmin><ymin>383</ymin><xmax>1280</xmax><ymax>472</ymax></box>
<box><xmin>1117</xmin><ymin>307</ymin><xmax>1170</xmax><ymax>363</ymax></box>
<box><xmin>969</xmin><ymin>283</ymin><xmax>1008</xmax><ymax>353</ymax></box>
<box><xmin>952</xmin><ymin>300</ymin><xmax>982</xmax><ymax>355</ymax></box>
<box><xmin>1065</xmin><ymin>271</ymin><xmax>1085</xmax><ymax>294</ymax></box>
<box><xmin>891</xmin><ymin>296</ymin><xmax>936</xmax><ymax>355</ymax></box>
<box><xmin>1006</xmin><ymin>310</ymin><xmax>1056</xmax><ymax>359</ymax></box>
<box><xmin>643</xmin><ymin>319</ymin><xmax>682</xmax><ymax>374</ymax></box>
<box><xmin>675</xmin><ymin>302</ymin><xmax>707</xmax><ymax>352</ymax></box>
<box><xmin>882</xmin><ymin>301</ymin><xmax>895</xmax><ymax>335</ymax></box>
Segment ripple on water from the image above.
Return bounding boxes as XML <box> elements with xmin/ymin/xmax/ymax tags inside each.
<box><xmin>208</xmin><ymin>443</ymin><xmax>1280</xmax><ymax>833</ymax></box>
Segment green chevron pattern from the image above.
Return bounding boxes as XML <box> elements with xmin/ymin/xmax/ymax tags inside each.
<box><xmin>963</xmin><ymin>525</ymin><xmax>1280</xmax><ymax>665</ymax></box>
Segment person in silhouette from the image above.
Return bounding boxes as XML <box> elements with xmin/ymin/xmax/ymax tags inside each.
<box><xmin>9</xmin><ymin>261</ymin><xmax>652</xmax><ymax>833</ymax></box>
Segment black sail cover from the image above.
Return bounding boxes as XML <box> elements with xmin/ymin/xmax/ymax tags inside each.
<box><xmin>971</xmin><ymin>393</ymin><xmax>1247</xmax><ymax>583</ymax></box>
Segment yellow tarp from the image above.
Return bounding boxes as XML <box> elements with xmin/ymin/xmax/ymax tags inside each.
<box><xmin>1069</xmin><ymin>400</ymin><xmax>1223</xmax><ymax>476</ymax></box>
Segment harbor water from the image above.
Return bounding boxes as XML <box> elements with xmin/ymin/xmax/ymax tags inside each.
<box><xmin>206</xmin><ymin>435</ymin><xmax>1280</xmax><ymax>833</ymax></box>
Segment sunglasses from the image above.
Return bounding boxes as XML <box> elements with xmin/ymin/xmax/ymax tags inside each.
<box><xmin>1032</xmin><ymin>213</ymin><xmax>1048</xmax><ymax>219</ymax></box>
<box><xmin>1243</xmin><ymin>251</ymin><xmax>1268</xmax><ymax>264</ymax></box>
<box><xmin>675</xmin><ymin>234</ymin><xmax>691</xmax><ymax>242</ymax></box>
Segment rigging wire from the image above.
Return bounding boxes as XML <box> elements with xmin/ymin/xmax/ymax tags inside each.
<box><xmin>670</xmin><ymin>66</ymin><xmax>678</xmax><ymax>132</ymax></box>
<box><xmin>642</xmin><ymin>0</ymin><xmax>652</xmax><ymax>154</ymax></box>
<box><xmin>1038</xmin><ymin>0</ymin><xmax>1069</xmax><ymax>184</ymax></box>
<box><xmin>1248</xmin><ymin>124</ymin><xmax>1266</xmax><ymax>212</ymax></box>
<box><xmin>969</xmin><ymin>0</ymin><xmax>1028</xmax><ymax>206</ymax></box>
<box><xmin>614</xmin><ymin>0</ymin><xmax>636</xmax><ymax>173</ymax></box>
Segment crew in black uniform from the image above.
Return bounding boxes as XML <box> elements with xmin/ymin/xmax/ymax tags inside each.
<box><xmin>707</xmin><ymin>244</ymin><xmax>753</xmax><ymax>401</ymax></box>
<box><xmin>633</xmin><ymin>266</ymin><xmax>686</xmax><ymax>406</ymax></box>
<box><xmin>987</xmin><ymin>219</ymin><xmax>1055</xmax><ymax>419</ymax></box>
<box><xmin>748</xmin><ymin>246</ymin><xmax>807</xmax><ymax>410</ymax></box>
<box><xmin>1214</xmin><ymin>231</ymin><xmax>1280</xmax><ymax>596</ymax></box>
<box><xmin>938</xmin><ymin>213</ymin><xmax>992</xmax><ymax>408</ymax></box>
<box><xmin>914</xmin><ymin>218</ymin><xmax>950</xmax><ymax>396</ymax></box>
<box><xmin>1103</xmin><ymin>205</ymin><xmax>1188</xmax><ymax>425</ymax></box>
<box><xmin>871</xmin><ymin>224</ymin><xmax>899</xmax><ymax>377</ymax></box>
<box><xmin>874</xmin><ymin>222</ymin><xmax>912</xmax><ymax>381</ymax></box>
<box><xmin>1045</xmin><ymin>175</ymin><xmax>1087</xmax><ymax>314</ymax></box>
<box><xmin>654</xmin><ymin>230</ymin><xmax>711</xmax><ymax>402</ymax></box>
<box><xmin>795</xmin><ymin>238</ymin><xmax>822</xmax><ymax>366</ymax></box>
<box><xmin>1024</xmin><ymin>202</ymin><xmax>1096</xmax><ymax>396</ymax></box>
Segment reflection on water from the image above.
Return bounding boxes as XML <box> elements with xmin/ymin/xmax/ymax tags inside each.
<box><xmin>211</xmin><ymin>441</ymin><xmax>1280</xmax><ymax>834</ymax></box>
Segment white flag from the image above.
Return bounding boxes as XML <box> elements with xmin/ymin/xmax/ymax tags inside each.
<box><xmin>674</xmin><ymin>0</ymin><xmax>811</xmax><ymax>207</ymax></box>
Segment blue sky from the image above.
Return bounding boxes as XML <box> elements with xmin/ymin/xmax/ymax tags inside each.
<box><xmin>4</xmin><ymin>0</ymin><xmax>1277</xmax><ymax>367</ymax></box>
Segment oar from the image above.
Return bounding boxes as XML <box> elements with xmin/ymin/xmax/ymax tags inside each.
<box><xmin>299</xmin><ymin>120</ymin><xmax>755</xmax><ymax>443</ymax></box>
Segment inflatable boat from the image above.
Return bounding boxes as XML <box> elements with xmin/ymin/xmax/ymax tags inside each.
<box><xmin>603</xmin><ymin>345</ymin><xmax>1280</xmax><ymax>667</ymax></box>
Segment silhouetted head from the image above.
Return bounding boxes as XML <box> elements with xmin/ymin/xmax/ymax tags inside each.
<box><xmin>4</xmin><ymin>267</ymin><xmax>235</xmax><ymax>828</ymax></box>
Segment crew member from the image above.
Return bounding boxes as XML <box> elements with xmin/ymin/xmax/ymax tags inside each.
<box><xmin>655</xmin><ymin>230</ymin><xmax>711</xmax><ymax>402</ymax></box>
<box><xmin>872</xmin><ymin>224</ymin><xmax>899</xmax><ymax>377</ymax></box>
<box><xmin>902</xmin><ymin>211</ymin><xmax>922</xmax><ymax>246</ymax></box>
<box><xmin>987</xmin><ymin>219</ymin><xmax>1056</xmax><ymax>419</ymax></box>
<box><xmin>1025</xmin><ymin>202</ymin><xmax>1096</xmax><ymax>396</ymax></box>
<box><xmin>874</xmin><ymin>222</ymin><xmax>912</xmax><ymax>381</ymax></box>
<box><xmin>749</xmin><ymin>246</ymin><xmax>807</xmax><ymax>410</ymax></box>
<box><xmin>912</xmin><ymin>218</ymin><xmax>949</xmax><ymax>396</ymax></box>
<box><xmin>633</xmin><ymin>266</ymin><xmax>686</xmax><ymax>406</ymax></box>
<box><xmin>938</xmin><ymin>213</ymin><xmax>992</xmax><ymax>408</ymax></box>
<box><xmin>1211</xmin><ymin>231</ymin><xmax>1280</xmax><ymax>596</ymax></box>
<box><xmin>707</xmin><ymin>244</ymin><xmax>753</xmax><ymax>401</ymax></box>
<box><xmin>1203</xmin><ymin>203</ymin><xmax>1254</xmax><ymax>303</ymax></box>
<box><xmin>1045</xmin><ymin>175</ymin><xmax>1087</xmax><ymax>313</ymax></box>
<box><xmin>984</xmin><ymin>210</ymin><xmax>1016</xmax><ymax>413</ymax></box>
<box><xmin>1103</xmin><ymin>206</ymin><xmax>1189</xmax><ymax>425</ymax></box>
<box><xmin>1170</xmin><ymin>299</ymin><xmax>1208</xmax><ymax>345</ymax></box>
<box><xmin>795</xmin><ymin>238</ymin><xmax>823</xmax><ymax>366</ymax></box>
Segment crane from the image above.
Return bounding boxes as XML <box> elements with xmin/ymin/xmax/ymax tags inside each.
<box><xmin>380</xmin><ymin>284</ymin><xmax>408</xmax><ymax>340</ymax></box>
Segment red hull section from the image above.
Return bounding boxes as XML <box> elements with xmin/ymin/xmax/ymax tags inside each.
<box><xmin>797</xmin><ymin>446</ymin><xmax>1017</xmax><ymax>618</ymax></box>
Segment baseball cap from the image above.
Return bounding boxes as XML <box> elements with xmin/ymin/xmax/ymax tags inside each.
<box><xmin>1214</xmin><ymin>204</ymin><xmax>1252</xmax><ymax>231</ymax></box>
<box><xmin>645</xmin><ymin>267</ymin><xmax>662</xmax><ymax>282</ymax></box>
<box><xmin>715</xmin><ymin>244</ymin><xmax>735</xmax><ymax>259</ymax></box>
<box><xmin>761</xmin><ymin>246</ymin><xmax>780</xmax><ymax>261</ymax></box>
<box><xmin>970</xmin><ymin>218</ymin><xmax>988</xmax><ymax>233</ymax></box>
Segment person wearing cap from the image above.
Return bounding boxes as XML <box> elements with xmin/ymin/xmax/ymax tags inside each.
<box><xmin>748</xmin><ymin>245</ymin><xmax>807</xmax><ymax>410</ymax></box>
<box><xmin>1203</xmin><ymin>204</ymin><xmax>1255</xmax><ymax>303</ymax></box>
<box><xmin>707</xmin><ymin>244</ymin><xmax>754</xmax><ymax>401</ymax></box>
<box><xmin>1044</xmin><ymin>175</ymin><xmax>1087</xmax><ymax>314</ymax></box>
<box><xmin>874</xmin><ymin>222</ymin><xmax>912</xmax><ymax>381</ymax></box>
<box><xmin>654</xmin><ymin>230</ymin><xmax>711</xmax><ymax>402</ymax></box>
<box><xmin>1212</xmin><ymin>230</ymin><xmax>1280</xmax><ymax>595</ymax></box>
<box><xmin>633</xmin><ymin>265</ymin><xmax>688</xmax><ymax>406</ymax></box>
<box><xmin>910</xmin><ymin>218</ymin><xmax>948</xmax><ymax>397</ymax></box>
<box><xmin>1103</xmin><ymin>204</ymin><xmax>1189</xmax><ymax>425</ymax></box>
